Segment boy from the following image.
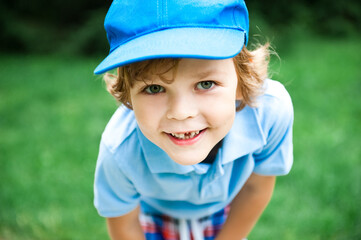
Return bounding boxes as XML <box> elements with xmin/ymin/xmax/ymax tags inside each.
<box><xmin>93</xmin><ymin>1</ymin><xmax>293</xmax><ymax>240</ymax></box>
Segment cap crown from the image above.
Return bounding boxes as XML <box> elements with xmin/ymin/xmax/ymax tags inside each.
<box><xmin>105</xmin><ymin>0</ymin><xmax>249</xmax><ymax>53</ymax></box>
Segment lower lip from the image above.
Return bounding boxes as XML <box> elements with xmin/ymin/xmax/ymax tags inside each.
<box><xmin>167</xmin><ymin>130</ymin><xmax>206</xmax><ymax>146</ymax></box>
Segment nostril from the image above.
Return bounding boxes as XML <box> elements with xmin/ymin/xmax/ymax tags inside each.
<box><xmin>166</xmin><ymin>94</ymin><xmax>199</xmax><ymax>120</ymax></box>
<box><xmin>166</xmin><ymin>105</ymin><xmax>198</xmax><ymax>120</ymax></box>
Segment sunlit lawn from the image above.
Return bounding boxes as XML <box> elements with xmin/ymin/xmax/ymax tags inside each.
<box><xmin>0</xmin><ymin>35</ymin><xmax>360</xmax><ymax>239</ymax></box>
<box><xmin>250</xmin><ymin>36</ymin><xmax>361</xmax><ymax>239</ymax></box>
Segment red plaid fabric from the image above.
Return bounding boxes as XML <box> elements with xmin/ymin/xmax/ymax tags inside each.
<box><xmin>139</xmin><ymin>205</ymin><xmax>230</xmax><ymax>240</ymax></box>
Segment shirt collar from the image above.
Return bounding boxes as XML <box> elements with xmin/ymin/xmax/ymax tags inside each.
<box><xmin>138</xmin><ymin>106</ymin><xmax>266</xmax><ymax>174</ymax></box>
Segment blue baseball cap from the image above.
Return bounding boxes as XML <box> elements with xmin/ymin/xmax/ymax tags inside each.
<box><xmin>94</xmin><ymin>0</ymin><xmax>249</xmax><ymax>74</ymax></box>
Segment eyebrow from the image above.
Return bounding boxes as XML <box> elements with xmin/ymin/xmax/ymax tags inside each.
<box><xmin>191</xmin><ymin>69</ymin><xmax>226</xmax><ymax>79</ymax></box>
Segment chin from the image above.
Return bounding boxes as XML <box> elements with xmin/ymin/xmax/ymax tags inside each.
<box><xmin>170</xmin><ymin>154</ymin><xmax>207</xmax><ymax>166</ymax></box>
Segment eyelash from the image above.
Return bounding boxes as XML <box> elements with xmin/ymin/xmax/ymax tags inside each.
<box><xmin>141</xmin><ymin>81</ymin><xmax>217</xmax><ymax>95</ymax></box>
<box><xmin>196</xmin><ymin>81</ymin><xmax>215</xmax><ymax>90</ymax></box>
<box><xmin>143</xmin><ymin>84</ymin><xmax>165</xmax><ymax>94</ymax></box>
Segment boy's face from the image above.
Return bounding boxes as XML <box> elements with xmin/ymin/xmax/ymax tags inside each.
<box><xmin>130</xmin><ymin>58</ymin><xmax>239</xmax><ymax>165</ymax></box>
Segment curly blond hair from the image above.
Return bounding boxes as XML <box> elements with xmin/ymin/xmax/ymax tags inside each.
<box><xmin>104</xmin><ymin>44</ymin><xmax>270</xmax><ymax>111</ymax></box>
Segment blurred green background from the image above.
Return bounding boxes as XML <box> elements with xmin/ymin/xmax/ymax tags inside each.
<box><xmin>0</xmin><ymin>0</ymin><xmax>360</xmax><ymax>239</ymax></box>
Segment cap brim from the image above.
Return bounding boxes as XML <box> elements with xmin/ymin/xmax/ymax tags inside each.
<box><xmin>94</xmin><ymin>27</ymin><xmax>245</xmax><ymax>74</ymax></box>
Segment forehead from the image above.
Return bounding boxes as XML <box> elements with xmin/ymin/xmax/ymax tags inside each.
<box><xmin>177</xmin><ymin>58</ymin><xmax>235</xmax><ymax>77</ymax></box>
<box><xmin>144</xmin><ymin>58</ymin><xmax>235</xmax><ymax>81</ymax></box>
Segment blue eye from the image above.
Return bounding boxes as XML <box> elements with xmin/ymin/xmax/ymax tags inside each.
<box><xmin>144</xmin><ymin>85</ymin><xmax>164</xmax><ymax>94</ymax></box>
<box><xmin>197</xmin><ymin>81</ymin><xmax>214</xmax><ymax>90</ymax></box>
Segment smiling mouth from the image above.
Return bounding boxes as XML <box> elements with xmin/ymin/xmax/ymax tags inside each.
<box><xmin>169</xmin><ymin>130</ymin><xmax>204</xmax><ymax>140</ymax></box>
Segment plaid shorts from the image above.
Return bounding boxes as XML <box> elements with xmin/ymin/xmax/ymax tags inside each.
<box><xmin>139</xmin><ymin>205</ymin><xmax>230</xmax><ymax>240</ymax></box>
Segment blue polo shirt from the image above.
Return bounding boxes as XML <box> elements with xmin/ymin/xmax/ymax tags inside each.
<box><xmin>94</xmin><ymin>79</ymin><xmax>293</xmax><ymax>219</ymax></box>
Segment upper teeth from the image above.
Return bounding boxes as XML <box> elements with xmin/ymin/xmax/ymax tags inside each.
<box><xmin>171</xmin><ymin>130</ymin><xmax>200</xmax><ymax>140</ymax></box>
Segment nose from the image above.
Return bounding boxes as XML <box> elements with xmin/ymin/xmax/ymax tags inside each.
<box><xmin>166</xmin><ymin>93</ymin><xmax>198</xmax><ymax>120</ymax></box>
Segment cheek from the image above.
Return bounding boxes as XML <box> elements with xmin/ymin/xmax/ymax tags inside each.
<box><xmin>214</xmin><ymin>102</ymin><xmax>236</xmax><ymax>124</ymax></box>
<box><xmin>201</xmin><ymin>93</ymin><xmax>236</xmax><ymax>125</ymax></box>
<box><xmin>133</xmin><ymin>104</ymin><xmax>154</xmax><ymax>126</ymax></box>
<box><xmin>131</xmin><ymin>96</ymin><xmax>166</xmax><ymax>132</ymax></box>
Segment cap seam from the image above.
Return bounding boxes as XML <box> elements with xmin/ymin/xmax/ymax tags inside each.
<box><xmin>157</xmin><ymin>0</ymin><xmax>160</xmax><ymax>26</ymax></box>
<box><xmin>160</xmin><ymin>0</ymin><xmax>164</xmax><ymax>26</ymax></box>
<box><xmin>165</xmin><ymin>0</ymin><xmax>168</xmax><ymax>26</ymax></box>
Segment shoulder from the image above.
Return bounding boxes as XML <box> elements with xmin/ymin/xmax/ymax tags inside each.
<box><xmin>101</xmin><ymin>105</ymin><xmax>139</xmax><ymax>153</ymax></box>
<box><xmin>261</xmin><ymin>79</ymin><xmax>292</xmax><ymax>110</ymax></box>
<box><xmin>97</xmin><ymin>105</ymin><xmax>143</xmax><ymax>175</ymax></box>
<box><xmin>250</xmin><ymin>79</ymin><xmax>294</xmax><ymax>175</ymax></box>
<box><xmin>255</xmin><ymin>79</ymin><xmax>293</xmax><ymax>129</ymax></box>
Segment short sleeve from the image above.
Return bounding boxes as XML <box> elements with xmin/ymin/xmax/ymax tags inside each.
<box><xmin>94</xmin><ymin>141</ymin><xmax>140</xmax><ymax>217</ymax></box>
<box><xmin>253</xmin><ymin>83</ymin><xmax>294</xmax><ymax>176</ymax></box>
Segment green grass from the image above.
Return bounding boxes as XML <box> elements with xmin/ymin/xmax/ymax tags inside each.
<box><xmin>249</xmin><ymin>36</ymin><xmax>361</xmax><ymax>239</ymax></box>
<box><xmin>0</xmin><ymin>55</ymin><xmax>115</xmax><ymax>239</ymax></box>
<box><xmin>1</xmin><ymin>35</ymin><xmax>360</xmax><ymax>239</ymax></box>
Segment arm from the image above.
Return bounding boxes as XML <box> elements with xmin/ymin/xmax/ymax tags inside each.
<box><xmin>106</xmin><ymin>206</ymin><xmax>145</xmax><ymax>240</ymax></box>
<box><xmin>216</xmin><ymin>173</ymin><xmax>276</xmax><ymax>240</ymax></box>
